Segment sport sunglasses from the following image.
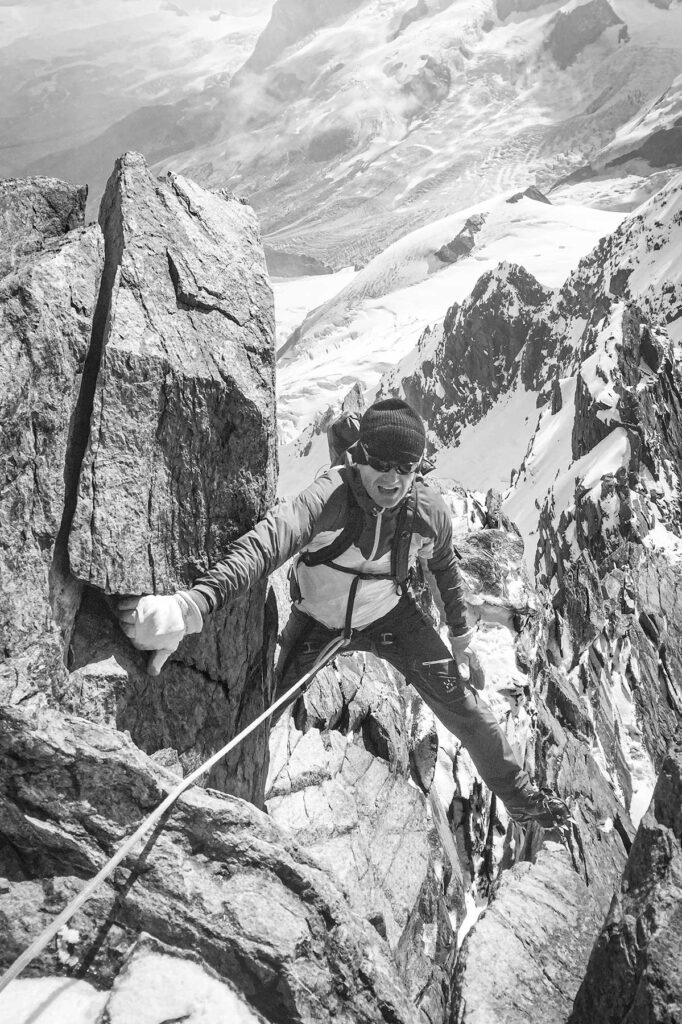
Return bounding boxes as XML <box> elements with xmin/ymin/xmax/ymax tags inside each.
<box><xmin>358</xmin><ymin>442</ymin><xmax>421</xmax><ymax>475</ymax></box>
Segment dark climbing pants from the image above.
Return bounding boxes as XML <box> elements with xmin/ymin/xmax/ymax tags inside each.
<box><xmin>275</xmin><ymin>595</ymin><xmax>535</xmax><ymax>815</ymax></box>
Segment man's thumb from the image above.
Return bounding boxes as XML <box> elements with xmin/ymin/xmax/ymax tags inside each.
<box><xmin>456</xmin><ymin>656</ymin><xmax>470</xmax><ymax>681</ymax></box>
<box><xmin>147</xmin><ymin>649</ymin><xmax>172</xmax><ymax>676</ymax></box>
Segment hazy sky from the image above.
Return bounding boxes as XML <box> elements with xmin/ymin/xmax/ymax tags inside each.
<box><xmin>0</xmin><ymin>0</ymin><xmax>274</xmax><ymax>46</ymax></box>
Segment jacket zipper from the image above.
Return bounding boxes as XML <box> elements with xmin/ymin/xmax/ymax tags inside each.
<box><xmin>368</xmin><ymin>511</ymin><xmax>383</xmax><ymax>561</ymax></box>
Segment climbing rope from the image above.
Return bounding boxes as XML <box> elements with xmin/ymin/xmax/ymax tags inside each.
<box><xmin>0</xmin><ymin>634</ymin><xmax>350</xmax><ymax>995</ymax></box>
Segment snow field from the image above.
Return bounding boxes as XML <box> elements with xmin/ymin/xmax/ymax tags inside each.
<box><xmin>0</xmin><ymin>950</ymin><xmax>265</xmax><ymax>1024</ymax></box>
<box><xmin>274</xmin><ymin>193</ymin><xmax>624</xmax><ymax>459</ymax></box>
<box><xmin>0</xmin><ymin>978</ymin><xmax>107</xmax><ymax>1024</ymax></box>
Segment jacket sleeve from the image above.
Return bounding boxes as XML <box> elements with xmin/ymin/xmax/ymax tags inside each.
<box><xmin>426</xmin><ymin>498</ymin><xmax>469</xmax><ymax>638</ymax></box>
<box><xmin>190</xmin><ymin>472</ymin><xmax>344</xmax><ymax>611</ymax></box>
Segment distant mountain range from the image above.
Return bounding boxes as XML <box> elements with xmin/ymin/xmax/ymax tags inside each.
<box><xmin>0</xmin><ymin>0</ymin><xmax>272</xmax><ymax>211</ymax></box>
<box><xmin>5</xmin><ymin>0</ymin><xmax>682</xmax><ymax>263</ymax></box>
<box><xmin>159</xmin><ymin>0</ymin><xmax>682</xmax><ymax>266</ymax></box>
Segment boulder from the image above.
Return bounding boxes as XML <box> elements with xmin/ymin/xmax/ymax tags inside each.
<box><xmin>0</xmin><ymin>158</ymin><xmax>279</xmax><ymax>804</ymax></box>
<box><xmin>266</xmin><ymin>652</ymin><xmax>457</xmax><ymax>1020</ymax></box>
<box><xmin>434</xmin><ymin>214</ymin><xmax>486</xmax><ymax>265</ymax></box>
<box><xmin>0</xmin><ymin>176</ymin><xmax>87</xmax><ymax>278</ymax></box>
<box><xmin>68</xmin><ymin>152</ymin><xmax>276</xmax><ymax>595</ymax></box>
<box><xmin>65</xmin><ymin>153</ymin><xmax>277</xmax><ymax>803</ymax></box>
<box><xmin>0</xmin><ymin>703</ymin><xmax>425</xmax><ymax>1024</ymax></box>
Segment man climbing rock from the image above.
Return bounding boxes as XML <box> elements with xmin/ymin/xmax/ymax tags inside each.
<box><xmin>118</xmin><ymin>399</ymin><xmax>569</xmax><ymax>830</ymax></box>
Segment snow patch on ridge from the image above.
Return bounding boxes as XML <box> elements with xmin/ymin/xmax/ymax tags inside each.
<box><xmin>0</xmin><ymin>978</ymin><xmax>107</xmax><ymax>1024</ymax></box>
<box><xmin>433</xmin><ymin>384</ymin><xmax>542</xmax><ymax>493</ymax></box>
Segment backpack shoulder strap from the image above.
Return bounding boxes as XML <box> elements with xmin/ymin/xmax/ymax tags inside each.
<box><xmin>300</xmin><ymin>476</ymin><xmax>364</xmax><ymax>568</ymax></box>
<box><xmin>390</xmin><ymin>484</ymin><xmax>417</xmax><ymax>583</ymax></box>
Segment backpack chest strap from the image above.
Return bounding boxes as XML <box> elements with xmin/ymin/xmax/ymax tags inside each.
<box><xmin>297</xmin><ymin>480</ymin><xmax>418</xmax><ymax>638</ymax></box>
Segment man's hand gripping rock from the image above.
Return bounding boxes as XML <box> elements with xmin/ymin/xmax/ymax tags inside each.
<box><xmin>117</xmin><ymin>592</ymin><xmax>204</xmax><ymax>675</ymax></box>
<box><xmin>449</xmin><ymin>627</ymin><xmax>485</xmax><ymax>690</ymax></box>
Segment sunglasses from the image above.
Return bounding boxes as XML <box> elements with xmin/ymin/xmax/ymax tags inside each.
<box><xmin>359</xmin><ymin>443</ymin><xmax>420</xmax><ymax>476</ymax></box>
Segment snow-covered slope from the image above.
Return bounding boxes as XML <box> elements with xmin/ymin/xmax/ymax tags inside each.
<box><xmin>276</xmin><ymin>191</ymin><xmax>623</xmax><ymax>449</ymax></box>
<box><xmin>380</xmin><ymin>172</ymin><xmax>682</xmax><ymax>559</ymax></box>
<box><xmin>595</xmin><ymin>70</ymin><xmax>682</xmax><ymax>171</ymax></box>
<box><xmin>277</xmin><ymin>173</ymin><xmax>682</xmax><ymax>558</ymax></box>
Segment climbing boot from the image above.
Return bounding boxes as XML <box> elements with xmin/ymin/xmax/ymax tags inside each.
<box><xmin>509</xmin><ymin>789</ymin><xmax>572</xmax><ymax>830</ymax></box>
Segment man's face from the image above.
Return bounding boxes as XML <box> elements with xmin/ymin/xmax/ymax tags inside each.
<box><xmin>357</xmin><ymin>462</ymin><xmax>415</xmax><ymax>509</ymax></box>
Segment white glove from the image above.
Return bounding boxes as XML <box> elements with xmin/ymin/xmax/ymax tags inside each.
<box><xmin>117</xmin><ymin>591</ymin><xmax>204</xmax><ymax>676</ymax></box>
<box><xmin>449</xmin><ymin>628</ymin><xmax>485</xmax><ymax>691</ymax></box>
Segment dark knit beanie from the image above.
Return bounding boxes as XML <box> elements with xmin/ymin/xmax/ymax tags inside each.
<box><xmin>358</xmin><ymin>399</ymin><xmax>426</xmax><ymax>462</ymax></box>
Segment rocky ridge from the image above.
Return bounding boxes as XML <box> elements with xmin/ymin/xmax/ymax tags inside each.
<box><xmin>0</xmin><ymin>162</ymin><xmax>445</xmax><ymax>1022</ymax></box>
<box><xmin>2</xmin><ymin>162</ymin><xmax>682</xmax><ymax>1024</ymax></box>
<box><xmin>1</xmin><ymin>153</ymin><xmax>279</xmax><ymax>804</ymax></box>
<box><xmin>381</xmin><ymin>173</ymin><xmax>682</xmax><ymax>451</ymax></box>
<box><xmin>263</xmin><ymin>468</ymin><xmax>634</xmax><ymax>1023</ymax></box>
<box><xmin>569</xmin><ymin>739</ymin><xmax>682</xmax><ymax>1023</ymax></box>
<box><xmin>373</xmin><ymin>174</ymin><xmax>682</xmax><ymax>1019</ymax></box>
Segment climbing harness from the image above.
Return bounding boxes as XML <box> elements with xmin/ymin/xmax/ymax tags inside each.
<box><xmin>0</xmin><ymin>633</ymin><xmax>350</xmax><ymax>996</ymax></box>
<box><xmin>293</xmin><ymin>470</ymin><xmax>418</xmax><ymax>639</ymax></box>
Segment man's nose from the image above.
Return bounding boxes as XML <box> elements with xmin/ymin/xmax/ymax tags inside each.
<box><xmin>381</xmin><ymin>468</ymin><xmax>400</xmax><ymax>483</ymax></box>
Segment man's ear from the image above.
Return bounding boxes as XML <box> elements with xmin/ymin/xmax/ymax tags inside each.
<box><xmin>347</xmin><ymin>441</ymin><xmax>364</xmax><ymax>465</ymax></box>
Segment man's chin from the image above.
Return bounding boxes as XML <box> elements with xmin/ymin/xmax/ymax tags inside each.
<box><xmin>375</xmin><ymin>489</ymin><xmax>402</xmax><ymax>507</ymax></box>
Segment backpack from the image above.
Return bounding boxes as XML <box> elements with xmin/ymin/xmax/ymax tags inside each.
<box><xmin>327</xmin><ymin>410</ymin><xmax>361</xmax><ymax>466</ymax></box>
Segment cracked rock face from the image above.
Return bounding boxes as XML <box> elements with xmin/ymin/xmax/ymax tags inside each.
<box><xmin>569</xmin><ymin>741</ymin><xmax>682</xmax><ymax>1024</ymax></box>
<box><xmin>68</xmin><ymin>152</ymin><xmax>276</xmax><ymax>594</ymax></box>
<box><xmin>0</xmin><ymin>176</ymin><xmax>87</xmax><ymax>279</ymax></box>
<box><xmin>454</xmin><ymin>846</ymin><xmax>607</xmax><ymax>1024</ymax></box>
<box><xmin>0</xmin><ymin>158</ymin><xmax>278</xmax><ymax>803</ymax></box>
<box><xmin>0</xmin><ymin>704</ymin><xmax>424</xmax><ymax>1024</ymax></box>
<box><xmin>266</xmin><ymin>651</ymin><xmax>457</xmax><ymax>1021</ymax></box>
<box><xmin>0</xmin><ymin>179</ymin><xmax>104</xmax><ymax>694</ymax></box>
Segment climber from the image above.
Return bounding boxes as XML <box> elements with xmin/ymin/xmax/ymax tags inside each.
<box><xmin>117</xmin><ymin>398</ymin><xmax>570</xmax><ymax>830</ymax></box>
